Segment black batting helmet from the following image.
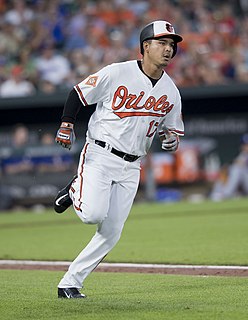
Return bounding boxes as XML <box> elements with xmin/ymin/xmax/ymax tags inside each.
<box><xmin>140</xmin><ymin>20</ymin><xmax>183</xmax><ymax>58</ymax></box>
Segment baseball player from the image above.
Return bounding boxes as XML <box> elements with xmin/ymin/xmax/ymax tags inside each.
<box><xmin>210</xmin><ymin>133</ymin><xmax>248</xmax><ymax>200</ymax></box>
<box><xmin>54</xmin><ymin>20</ymin><xmax>184</xmax><ymax>299</ymax></box>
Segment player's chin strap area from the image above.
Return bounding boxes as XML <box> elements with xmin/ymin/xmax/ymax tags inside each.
<box><xmin>94</xmin><ymin>140</ymin><xmax>140</xmax><ymax>162</ymax></box>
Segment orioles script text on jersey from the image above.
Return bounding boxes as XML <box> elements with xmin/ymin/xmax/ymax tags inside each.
<box><xmin>112</xmin><ymin>85</ymin><xmax>174</xmax><ymax>118</ymax></box>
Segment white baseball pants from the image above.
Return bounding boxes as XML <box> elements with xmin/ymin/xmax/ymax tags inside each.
<box><xmin>58</xmin><ymin>142</ymin><xmax>140</xmax><ymax>289</ymax></box>
<box><xmin>223</xmin><ymin>163</ymin><xmax>248</xmax><ymax>198</ymax></box>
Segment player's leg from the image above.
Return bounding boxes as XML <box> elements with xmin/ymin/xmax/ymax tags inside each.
<box><xmin>223</xmin><ymin>164</ymin><xmax>243</xmax><ymax>198</ymax></box>
<box><xmin>54</xmin><ymin>143</ymin><xmax>112</xmax><ymax>222</ymax></box>
<box><xmin>58</xmin><ymin>159</ymin><xmax>140</xmax><ymax>292</ymax></box>
<box><xmin>57</xmin><ymin>143</ymin><xmax>113</xmax><ymax>298</ymax></box>
<box><xmin>240</xmin><ymin>167</ymin><xmax>248</xmax><ymax>195</ymax></box>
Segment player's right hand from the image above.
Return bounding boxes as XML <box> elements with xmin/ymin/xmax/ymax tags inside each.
<box><xmin>161</xmin><ymin>134</ymin><xmax>179</xmax><ymax>152</ymax></box>
<box><xmin>159</xmin><ymin>126</ymin><xmax>179</xmax><ymax>152</ymax></box>
<box><xmin>55</xmin><ymin>122</ymin><xmax>75</xmax><ymax>150</ymax></box>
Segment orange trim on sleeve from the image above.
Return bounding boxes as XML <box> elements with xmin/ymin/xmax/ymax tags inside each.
<box><xmin>74</xmin><ymin>84</ymin><xmax>88</xmax><ymax>106</ymax></box>
<box><xmin>169</xmin><ymin>129</ymin><xmax>184</xmax><ymax>136</ymax></box>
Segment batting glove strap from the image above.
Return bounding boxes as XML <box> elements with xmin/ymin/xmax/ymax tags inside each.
<box><xmin>55</xmin><ymin>125</ymin><xmax>75</xmax><ymax>150</ymax></box>
<box><xmin>161</xmin><ymin>135</ymin><xmax>179</xmax><ymax>152</ymax></box>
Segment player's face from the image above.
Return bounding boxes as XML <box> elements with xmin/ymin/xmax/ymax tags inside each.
<box><xmin>144</xmin><ymin>37</ymin><xmax>175</xmax><ymax>68</ymax></box>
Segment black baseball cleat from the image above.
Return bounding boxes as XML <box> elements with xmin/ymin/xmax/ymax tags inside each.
<box><xmin>54</xmin><ymin>175</ymin><xmax>77</xmax><ymax>213</ymax></box>
<box><xmin>58</xmin><ymin>287</ymin><xmax>86</xmax><ymax>299</ymax></box>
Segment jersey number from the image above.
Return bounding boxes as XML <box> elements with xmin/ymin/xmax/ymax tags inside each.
<box><xmin>146</xmin><ymin>120</ymin><xmax>159</xmax><ymax>138</ymax></box>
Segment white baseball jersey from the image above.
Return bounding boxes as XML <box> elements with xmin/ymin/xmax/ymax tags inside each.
<box><xmin>74</xmin><ymin>60</ymin><xmax>184</xmax><ymax>156</ymax></box>
<box><xmin>58</xmin><ymin>60</ymin><xmax>184</xmax><ymax>290</ymax></box>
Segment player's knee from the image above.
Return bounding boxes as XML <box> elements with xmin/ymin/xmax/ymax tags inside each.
<box><xmin>72</xmin><ymin>197</ymin><xmax>109</xmax><ymax>224</ymax></box>
<box><xmin>74</xmin><ymin>205</ymin><xmax>107</xmax><ymax>224</ymax></box>
<box><xmin>83</xmin><ymin>213</ymin><xmax>103</xmax><ymax>225</ymax></box>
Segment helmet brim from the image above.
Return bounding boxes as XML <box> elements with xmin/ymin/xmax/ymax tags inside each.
<box><xmin>151</xmin><ymin>33</ymin><xmax>183</xmax><ymax>43</ymax></box>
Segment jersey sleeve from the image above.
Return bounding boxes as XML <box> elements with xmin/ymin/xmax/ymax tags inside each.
<box><xmin>74</xmin><ymin>66</ymin><xmax>110</xmax><ymax>106</ymax></box>
<box><xmin>163</xmin><ymin>92</ymin><xmax>184</xmax><ymax>136</ymax></box>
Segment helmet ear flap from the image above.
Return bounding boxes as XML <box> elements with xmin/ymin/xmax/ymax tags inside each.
<box><xmin>140</xmin><ymin>41</ymin><xmax>144</xmax><ymax>55</ymax></box>
<box><xmin>140</xmin><ymin>23</ymin><xmax>154</xmax><ymax>55</ymax></box>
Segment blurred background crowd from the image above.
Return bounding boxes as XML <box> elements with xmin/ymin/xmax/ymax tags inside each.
<box><xmin>1</xmin><ymin>0</ymin><xmax>248</xmax><ymax>97</ymax></box>
<box><xmin>1</xmin><ymin>0</ymin><xmax>248</xmax><ymax>210</ymax></box>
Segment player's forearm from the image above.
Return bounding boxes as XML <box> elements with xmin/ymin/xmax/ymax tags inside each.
<box><xmin>61</xmin><ymin>88</ymin><xmax>82</xmax><ymax>124</ymax></box>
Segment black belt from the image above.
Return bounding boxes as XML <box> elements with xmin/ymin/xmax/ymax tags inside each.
<box><xmin>95</xmin><ymin>140</ymin><xmax>140</xmax><ymax>162</ymax></box>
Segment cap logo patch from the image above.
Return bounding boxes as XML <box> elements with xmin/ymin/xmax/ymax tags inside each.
<box><xmin>85</xmin><ymin>76</ymin><xmax>98</xmax><ymax>87</ymax></box>
<box><xmin>166</xmin><ymin>23</ymin><xmax>174</xmax><ymax>33</ymax></box>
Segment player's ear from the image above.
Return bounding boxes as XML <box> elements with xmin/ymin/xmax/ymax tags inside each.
<box><xmin>143</xmin><ymin>40</ymin><xmax>151</xmax><ymax>54</ymax></box>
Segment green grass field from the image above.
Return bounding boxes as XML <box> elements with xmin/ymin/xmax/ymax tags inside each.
<box><xmin>0</xmin><ymin>198</ymin><xmax>248</xmax><ymax>319</ymax></box>
<box><xmin>1</xmin><ymin>270</ymin><xmax>248</xmax><ymax>320</ymax></box>
<box><xmin>1</xmin><ymin>198</ymin><xmax>248</xmax><ymax>264</ymax></box>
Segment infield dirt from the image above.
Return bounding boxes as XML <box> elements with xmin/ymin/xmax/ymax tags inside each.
<box><xmin>1</xmin><ymin>260</ymin><xmax>248</xmax><ymax>277</ymax></box>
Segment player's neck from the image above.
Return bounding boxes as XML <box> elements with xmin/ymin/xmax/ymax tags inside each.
<box><xmin>140</xmin><ymin>59</ymin><xmax>163</xmax><ymax>80</ymax></box>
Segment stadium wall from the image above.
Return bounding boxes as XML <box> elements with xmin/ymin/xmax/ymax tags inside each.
<box><xmin>0</xmin><ymin>84</ymin><xmax>248</xmax><ymax>208</ymax></box>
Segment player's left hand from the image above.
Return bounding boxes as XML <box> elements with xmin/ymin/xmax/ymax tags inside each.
<box><xmin>55</xmin><ymin>122</ymin><xmax>75</xmax><ymax>150</ymax></box>
<box><xmin>161</xmin><ymin>134</ymin><xmax>179</xmax><ymax>152</ymax></box>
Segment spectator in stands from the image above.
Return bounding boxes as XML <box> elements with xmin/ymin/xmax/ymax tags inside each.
<box><xmin>34</xmin><ymin>44</ymin><xmax>71</xmax><ymax>89</ymax></box>
<box><xmin>233</xmin><ymin>34</ymin><xmax>248</xmax><ymax>83</ymax></box>
<box><xmin>64</xmin><ymin>2</ymin><xmax>88</xmax><ymax>51</ymax></box>
<box><xmin>18</xmin><ymin>48</ymin><xmax>38</xmax><ymax>88</ymax></box>
<box><xmin>35</xmin><ymin>132</ymin><xmax>75</xmax><ymax>173</ymax></box>
<box><xmin>40</xmin><ymin>132</ymin><xmax>54</xmax><ymax>146</ymax></box>
<box><xmin>0</xmin><ymin>57</ymin><xmax>7</xmax><ymax>84</ymax></box>
<box><xmin>101</xmin><ymin>29</ymin><xmax>130</xmax><ymax>64</ymax></box>
<box><xmin>2</xmin><ymin>124</ymin><xmax>33</xmax><ymax>175</ymax></box>
<box><xmin>0</xmin><ymin>21</ymin><xmax>20</xmax><ymax>60</ymax></box>
<box><xmin>0</xmin><ymin>65</ymin><xmax>36</xmax><ymax>97</ymax></box>
<box><xmin>4</xmin><ymin>0</ymin><xmax>34</xmax><ymax>26</ymax></box>
<box><xmin>38</xmin><ymin>79</ymin><xmax>57</xmax><ymax>94</ymax></box>
<box><xmin>239</xmin><ymin>0</ymin><xmax>248</xmax><ymax>14</ymax></box>
<box><xmin>0</xmin><ymin>0</ymin><xmax>248</xmax><ymax>92</ymax></box>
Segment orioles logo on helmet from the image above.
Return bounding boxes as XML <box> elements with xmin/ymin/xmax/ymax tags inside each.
<box><xmin>166</xmin><ymin>23</ymin><xmax>174</xmax><ymax>33</ymax></box>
